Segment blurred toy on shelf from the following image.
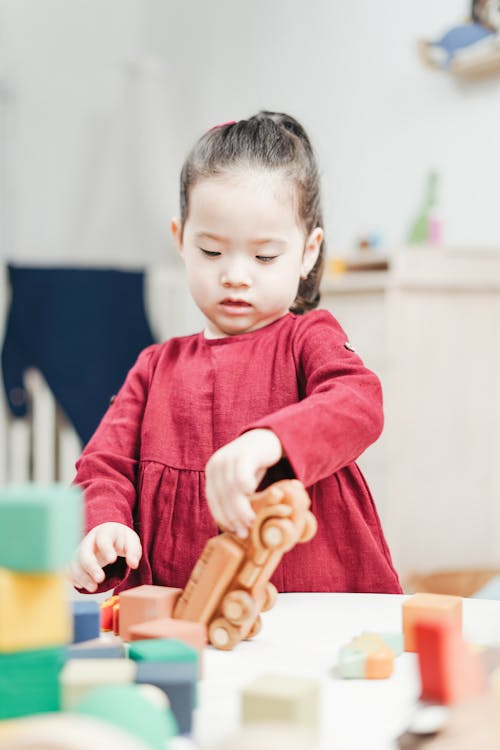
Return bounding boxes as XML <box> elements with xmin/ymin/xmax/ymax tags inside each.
<box><xmin>326</xmin><ymin>232</ymin><xmax>390</xmax><ymax>277</ymax></box>
<box><xmin>418</xmin><ymin>0</ymin><xmax>500</xmax><ymax>80</ymax></box>
<box><xmin>407</xmin><ymin>171</ymin><xmax>443</xmax><ymax>246</ymax></box>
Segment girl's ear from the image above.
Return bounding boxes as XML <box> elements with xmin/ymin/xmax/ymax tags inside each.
<box><xmin>301</xmin><ymin>227</ymin><xmax>323</xmax><ymax>279</ymax></box>
<box><xmin>171</xmin><ymin>218</ymin><xmax>183</xmax><ymax>256</ymax></box>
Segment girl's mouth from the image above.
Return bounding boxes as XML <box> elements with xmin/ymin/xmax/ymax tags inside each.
<box><xmin>219</xmin><ymin>299</ymin><xmax>252</xmax><ymax>314</ymax></box>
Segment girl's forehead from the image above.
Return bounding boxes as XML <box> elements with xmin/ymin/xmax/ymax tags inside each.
<box><xmin>187</xmin><ymin>168</ymin><xmax>300</xmax><ymax>230</ymax></box>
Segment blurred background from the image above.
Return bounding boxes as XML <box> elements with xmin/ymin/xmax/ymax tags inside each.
<box><xmin>1</xmin><ymin>0</ymin><xmax>500</xmax><ymax>588</ymax></box>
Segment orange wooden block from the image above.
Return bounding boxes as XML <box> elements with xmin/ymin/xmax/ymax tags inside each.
<box><xmin>364</xmin><ymin>644</ymin><xmax>394</xmax><ymax>679</ymax></box>
<box><xmin>403</xmin><ymin>593</ymin><xmax>462</xmax><ymax>652</ymax></box>
<box><xmin>100</xmin><ymin>595</ymin><xmax>119</xmax><ymax>632</ymax></box>
<box><xmin>112</xmin><ymin>602</ymin><xmax>120</xmax><ymax>636</ymax></box>
<box><xmin>128</xmin><ymin>617</ymin><xmax>207</xmax><ymax>651</ymax></box>
<box><xmin>118</xmin><ymin>585</ymin><xmax>182</xmax><ymax>642</ymax></box>
<box><xmin>416</xmin><ymin>619</ymin><xmax>485</xmax><ymax>704</ymax></box>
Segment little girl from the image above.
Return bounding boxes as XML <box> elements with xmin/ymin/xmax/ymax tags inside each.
<box><xmin>70</xmin><ymin>111</ymin><xmax>401</xmax><ymax>595</ymax></box>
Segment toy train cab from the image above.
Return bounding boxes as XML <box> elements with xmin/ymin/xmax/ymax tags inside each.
<box><xmin>173</xmin><ymin>479</ymin><xmax>317</xmax><ymax>650</ymax></box>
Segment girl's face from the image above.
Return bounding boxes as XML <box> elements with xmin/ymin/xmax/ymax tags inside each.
<box><xmin>172</xmin><ymin>168</ymin><xmax>323</xmax><ymax>338</ymax></box>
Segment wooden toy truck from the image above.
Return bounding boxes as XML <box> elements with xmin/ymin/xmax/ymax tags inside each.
<box><xmin>173</xmin><ymin>479</ymin><xmax>317</xmax><ymax>650</ymax></box>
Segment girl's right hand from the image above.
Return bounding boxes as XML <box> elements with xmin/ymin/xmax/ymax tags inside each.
<box><xmin>68</xmin><ymin>522</ymin><xmax>142</xmax><ymax>593</ymax></box>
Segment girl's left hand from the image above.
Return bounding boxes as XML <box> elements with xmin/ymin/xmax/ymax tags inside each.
<box><xmin>205</xmin><ymin>428</ymin><xmax>283</xmax><ymax>538</ymax></box>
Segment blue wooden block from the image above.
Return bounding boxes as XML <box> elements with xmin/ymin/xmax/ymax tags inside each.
<box><xmin>135</xmin><ymin>660</ymin><xmax>197</xmax><ymax>734</ymax></box>
<box><xmin>67</xmin><ymin>638</ymin><xmax>125</xmax><ymax>659</ymax></box>
<box><xmin>72</xmin><ymin>601</ymin><xmax>100</xmax><ymax>644</ymax></box>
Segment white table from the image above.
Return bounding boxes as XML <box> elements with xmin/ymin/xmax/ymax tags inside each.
<box><xmin>194</xmin><ymin>593</ymin><xmax>500</xmax><ymax>750</ymax></box>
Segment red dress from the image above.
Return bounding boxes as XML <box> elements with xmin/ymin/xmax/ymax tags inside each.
<box><xmin>75</xmin><ymin>310</ymin><xmax>401</xmax><ymax>594</ymax></box>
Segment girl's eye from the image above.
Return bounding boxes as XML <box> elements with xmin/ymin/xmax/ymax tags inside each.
<box><xmin>200</xmin><ymin>248</ymin><xmax>221</xmax><ymax>257</ymax></box>
<box><xmin>256</xmin><ymin>255</ymin><xmax>277</xmax><ymax>263</ymax></box>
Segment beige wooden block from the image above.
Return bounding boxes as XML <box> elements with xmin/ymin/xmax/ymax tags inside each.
<box><xmin>0</xmin><ymin>568</ymin><xmax>71</xmax><ymax>652</ymax></box>
<box><xmin>242</xmin><ymin>674</ymin><xmax>319</xmax><ymax>739</ymax></box>
<box><xmin>0</xmin><ymin>713</ymin><xmax>152</xmax><ymax>750</ymax></box>
<box><xmin>60</xmin><ymin>658</ymin><xmax>136</xmax><ymax>709</ymax></box>
<box><xmin>403</xmin><ymin>593</ymin><xmax>462</xmax><ymax>652</ymax></box>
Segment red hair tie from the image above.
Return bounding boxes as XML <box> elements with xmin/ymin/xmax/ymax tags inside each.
<box><xmin>208</xmin><ymin>120</ymin><xmax>236</xmax><ymax>131</ymax></box>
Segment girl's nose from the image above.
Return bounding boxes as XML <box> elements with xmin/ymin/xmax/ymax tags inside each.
<box><xmin>220</xmin><ymin>264</ymin><xmax>251</xmax><ymax>288</ymax></box>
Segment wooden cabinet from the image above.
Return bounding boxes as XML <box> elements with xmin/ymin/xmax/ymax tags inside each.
<box><xmin>323</xmin><ymin>249</ymin><xmax>500</xmax><ymax>578</ymax></box>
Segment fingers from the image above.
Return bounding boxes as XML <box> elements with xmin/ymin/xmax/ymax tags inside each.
<box><xmin>69</xmin><ymin>523</ymin><xmax>142</xmax><ymax>594</ymax></box>
<box><xmin>206</xmin><ymin>452</ymin><xmax>256</xmax><ymax>538</ymax></box>
<box><xmin>67</xmin><ymin>558</ymin><xmax>99</xmax><ymax>593</ymax></box>
<box><xmin>112</xmin><ymin>527</ymin><xmax>142</xmax><ymax>569</ymax></box>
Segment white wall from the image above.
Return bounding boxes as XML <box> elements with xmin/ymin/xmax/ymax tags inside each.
<box><xmin>0</xmin><ymin>0</ymin><xmax>498</xmax><ymax>267</ymax></box>
<box><xmin>146</xmin><ymin>0</ymin><xmax>500</xmax><ymax>252</ymax></box>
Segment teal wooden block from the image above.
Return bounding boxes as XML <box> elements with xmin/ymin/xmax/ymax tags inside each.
<box><xmin>0</xmin><ymin>483</ymin><xmax>83</xmax><ymax>571</ymax></box>
<box><xmin>374</xmin><ymin>631</ymin><xmax>404</xmax><ymax>657</ymax></box>
<box><xmin>128</xmin><ymin>639</ymin><xmax>198</xmax><ymax>665</ymax></box>
<box><xmin>336</xmin><ymin>645</ymin><xmax>366</xmax><ymax>679</ymax></box>
<box><xmin>0</xmin><ymin>646</ymin><xmax>66</xmax><ymax>719</ymax></box>
<box><xmin>73</xmin><ymin>684</ymin><xmax>178</xmax><ymax>749</ymax></box>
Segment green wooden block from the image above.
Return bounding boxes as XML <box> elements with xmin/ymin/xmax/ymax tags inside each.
<box><xmin>374</xmin><ymin>631</ymin><xmax>404</xmax><ymax>657</ymax></box>
<box><xmin>0</xmin><ymin>483</ymin><xmax>83</xmax><ymax>571</ymax></box>
<box><xmin>73</xmin><ymin>684</ymin><xmax>178</xmax><ymax>750</ymax></box>
<box><xmin>0</xmin><ymin>646</ymin><xmax>66</xmax><ymax>719</ymax></box>
<box><xmin>128</xmin><ymin>638</ymin><xmax>198</xmax><ymax>665</ymax></box>
<box><xmin>337</xmin><ymin>645</ymin><xmax>366</xmax><ymax>678</ymax></box>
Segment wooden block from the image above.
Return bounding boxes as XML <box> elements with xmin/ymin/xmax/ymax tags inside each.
<box><xmin>416</xmin><ymin>619</ymin><xmax>485</xmax><ymax>704</ymax></box>
<box><xmin>128</xmin><ymin>617</ymin><xmax>207</xmax><ymax>650</ymax></box>
<box><xmin>100</xmin><ymin>595</ymin><xmax>119</xmax><ymax>631</ymax></box>
<box><xmin>135</xmin><ymin>660</ymin><xmax>196</xmax><ymax>735</ymax></box>
<box><xmin>0</xmin><ymin>568</ymin><xmax>71</xmax><ymax>652</ymax></box>
<box><xmin>72</xmin><ymin>600</ymin><xmax>100</xmax><ymax>643</ymax></box>
<box><xmin>0</xmin><ymin>646</ymin><xmax>65</xmax><ymax>719</ymax></box>
<box><xmin>338</xmin><ymin>633</ymin><xmax>394</xmax><ymax>679</ymax></box>
<box><xmin>403</xmin><ymin>593</ymin><xmax>462</xmax><ymax>652</ymax></box>
<box><xmin>0</xmin><ymin>713</ymin><xmax>161</xmax><ymax>750</ymax></box>
<box><xmin>0</xmin><ymin>483</ymin><xmax>83</xmax><ymax>572</ymax></box>
<box><xmin>336</xmin><ymin>646</ymin><xmax>365</xmax><ymax>679</ymax></box>
<box><xmin>60</xmin><ymin>658</ymin><xmax>137</xmax><ymax>710</ymax></box>
<box><xmin>67</xmin><ymin>638</ymin><xmax>125</xmax><ymax>660</ymax></box>
<box><xmin>118</xmin><ymin>586</ymin><xmax>182</xmax><ymax>642</ymax></box>
<box><xmin>242</xmin><ymin>674</ymin><xmax>319</xmax><ymax>740</ymax></box>
<box><xmin>112</xmin><ymin>602</ymin><xmax>120</xmax><ymax>636</ymax></box>
<box><xmin>73</xmin><ymin>684</ymin><xmax>178</xmax><ymax>746</ymax></box>
<box><xmin>128</xmin><ymin>638</ymin><xmax>198</xmax><ymax>667</ymax></box>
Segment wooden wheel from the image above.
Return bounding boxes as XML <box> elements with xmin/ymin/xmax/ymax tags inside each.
<box><xmin>299</xmin><ymin>511</ymin><xmax>318</xmax><ymax>543</ymax></box>
<box><xmin>261</xmin><ymin>582</ymin><xmax>278</xmax><ymax>612</ymax></box>
<box><xmin>222</xmin><ymin>589</ymin><xmax>257</xmax><ymax>625</ymax></box>
<box><xmin>208</xmin><ymin>617</ymin><xmax>241</xmax><ymax>650</ymax></box>
<box><xmin>260</xmin><ymin>517</ymin><xmax>296</xmax><ymax>551</ymax></box>
<box><xmin>245</xmin><ymin>615</ymin><xmax>262</xmax><ymax>640</ymax></box>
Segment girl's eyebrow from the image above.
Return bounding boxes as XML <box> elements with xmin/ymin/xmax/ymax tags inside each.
<box><xmin>195</xmin><ymin>231</ymin><xmax>227</xmax><ymax>242</ymax></box>
<box><xmin>195</xmin><ymin>231</ymin><xmax>286</xmax><ymax>246</ymax></box>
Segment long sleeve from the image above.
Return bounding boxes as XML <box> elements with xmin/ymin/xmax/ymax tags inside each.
<box><xmin>243</xmin><ymin>310</ymin><xmax>383</xmax><ymax>487</ymax></box>
<box><xmin>73</xmin><ymin>345</ymin><xmax>159</xmax><ymax>592</ymax></box>
<box><xmin>75</xmin><ymin>345</ymin><xmax>159</xmax><ymax>530</ymax></box>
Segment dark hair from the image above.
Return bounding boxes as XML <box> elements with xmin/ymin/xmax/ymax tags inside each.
<box><xmin>179</xmin><ymin>111</ymin><xmax>325</xmax><ymax>313</ymax></box>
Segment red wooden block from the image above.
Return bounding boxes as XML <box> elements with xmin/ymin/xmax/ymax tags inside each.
<box><xmin>112</xmin><ymin>602</ymin><xmax>120</xmax><ymax>636</ymax></box>
<box><xmin>118</xmin><ymin>585</ymin><xmax>182</xmax><ymax>641</ymax></box>
<box><xmin>128</xmin><ymin>617</ymin><xmax>207</xmax><ymax>651</ymax></box>
<box><xmin>100</xmin><ymin>595</ymin><xmax>119</xmax><ymax>632</ymax></box>
<box><xmin>416</xmin><ymin>619</ymin><xmax>485</xmax><ymax>705</ymax></box>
